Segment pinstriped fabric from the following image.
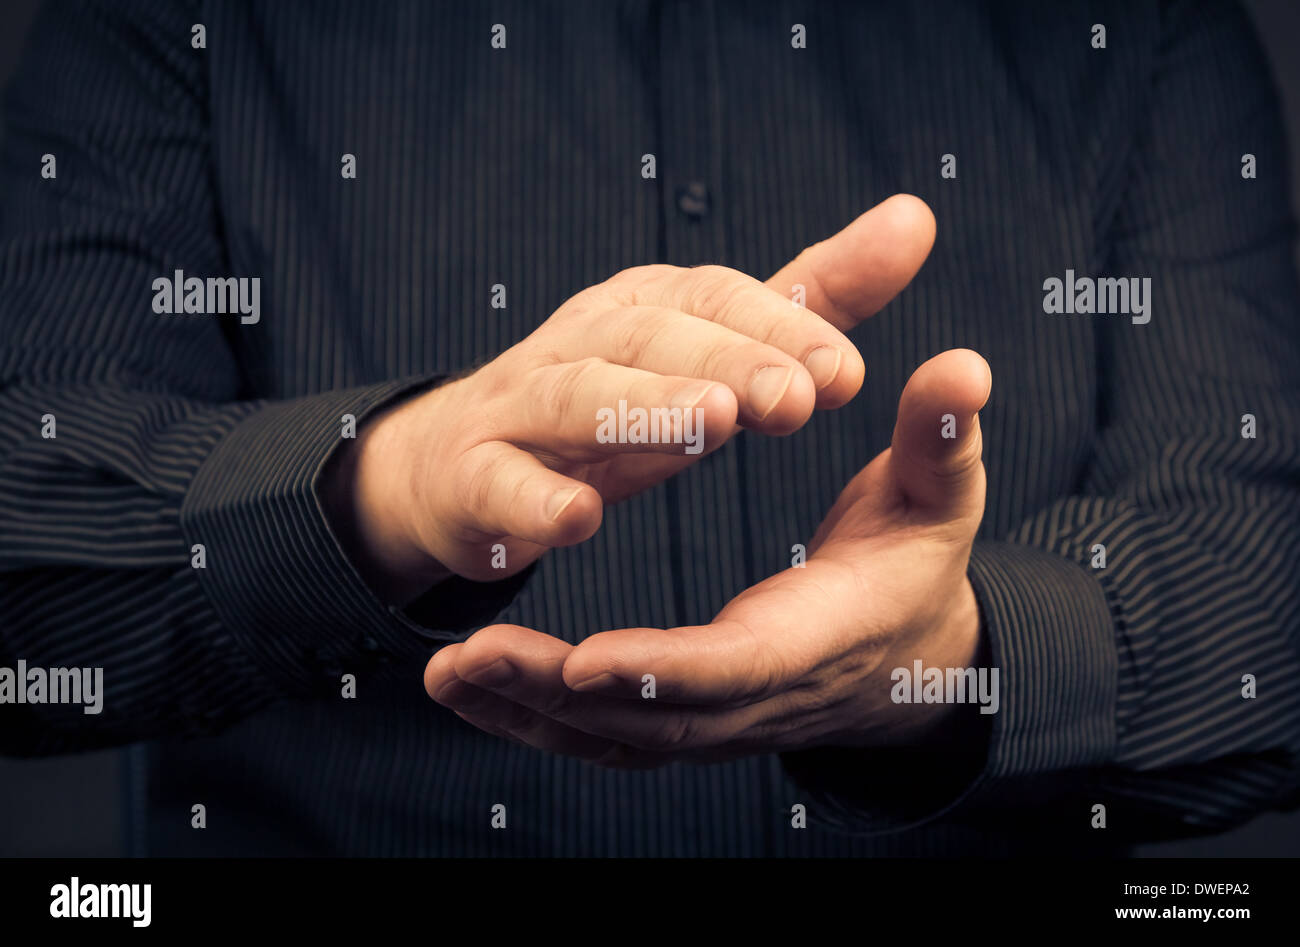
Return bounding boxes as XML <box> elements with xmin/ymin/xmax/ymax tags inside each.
<box><xmin>1</xmin><ymin>0</ymin><xmax>1298</xmax><ymax>855</ymax></box>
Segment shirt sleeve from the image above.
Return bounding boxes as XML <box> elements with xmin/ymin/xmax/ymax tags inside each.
<box><xmin>782</xmin><ymin>0</ymin><xmax>1300</xmax><ymax>841</ymax></box>
<box><xmin>0</xmin><ymin>0</ymin><xmax>524</xmax><ymax>755</ymax></box>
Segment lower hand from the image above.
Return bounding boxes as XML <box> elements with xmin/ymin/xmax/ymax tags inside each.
<box><xmin>424</xmin><ymin>349</ymin><xmax>992</xmax><ymax>765</ymax></box>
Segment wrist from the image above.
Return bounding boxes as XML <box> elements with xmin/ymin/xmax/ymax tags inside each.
<box><xmin>322</xmin><ymin>388</ymin><xmax>451</xmax><ymax>605</ymax></box>
<box><xmin>910</xmin><ymin>575</ymin><xmax>989</xmax><ymax>745</ymax></box>
<box><xmin>866</xmin><ymin>574</ymin><xmax>986</xmax><ymax>748</ymax></box>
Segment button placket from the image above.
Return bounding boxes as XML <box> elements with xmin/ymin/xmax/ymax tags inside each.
<box><xmin>655</xmin><ymin>0</ymin><xmax>749</xmax><ymax>625</ymax></box>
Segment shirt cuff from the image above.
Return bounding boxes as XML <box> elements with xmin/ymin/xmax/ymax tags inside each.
<box><xmin>780</xmin><ymin>540</ymin><xmax>1120</xmax><ymax>834</ymax></box>
<box><xmin>179</xmin><ymin>378</ymin><xmax>528</xmax><ymax>694</ymax></box>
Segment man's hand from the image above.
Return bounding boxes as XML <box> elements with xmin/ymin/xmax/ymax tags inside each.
<box><xmin>423</xmin><ymin>349</ymin><xmax>992</xmax><ymax>765</ymax></box>
<box><xmin>325</xmin><ymin>195</ymin><xmax>937</xmax><ymax>602</ymax></box>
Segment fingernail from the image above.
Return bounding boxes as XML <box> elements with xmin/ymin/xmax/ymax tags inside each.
<box><xmin>546</xmin><ymin>486</ymin><xmax>582</xmax><ymax>522</ymax></box>
<box><xmin>803</xmin><ymin>346</ymin><xmax>842</xmax><ymax>390</ymax></box>
<box><xmin>670</xmin><ymin>381</ymin><xmax>714</xmax><ymax>411</ymax></box>
<box><xmin>465</xmin><ymin>658</ymin><xmax>517</xmax><ymax>689</ymax></box>
<box><xmin>747</xmin><ymin>365</ymin><xmax>793</xmax><ymax>420</ymax></box>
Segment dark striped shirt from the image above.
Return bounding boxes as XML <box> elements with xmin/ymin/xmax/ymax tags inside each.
<box><xmin>1</xmin><ymin>0</ymin><xmax>1298</xmax><ymax>855</ymax></box>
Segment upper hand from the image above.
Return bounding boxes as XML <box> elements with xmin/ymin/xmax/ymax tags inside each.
<box><xmin>328</xmin><ymin>195</ymin><xmax>936</xmax><ymax>600</ymax></box>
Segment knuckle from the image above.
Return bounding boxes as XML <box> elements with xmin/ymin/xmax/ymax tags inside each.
<box><xmin>543</xmin><ymin>357</ymin><xmax>605</xmax><ymax>420</ymax></box>
<box><xmin>792</xmin><ymin>241</ymin><xmax>825</xmax><ymax>280</ymax></box>
<box><xmin>689</xmin><ymin>337</ymin><xmax>743</xmax><ymax>382</ymax></box>
<box><xmin>552</xmin><ymin>288</ymin><xmax>603</xmax><ymax>327</ymax></box>
<box><xmin>620</xmin><ymin>263</ymin><xmax>678</xmax><ymax>285</ymax></box>
<box><xmin>691</xmin><ymin>263</ymin><xmax>735</xmax><ymax>283</ymax></box>
<box><xmin>609</xmin><ymin>264</ymin><xmax>678</xmax><ymax>303</ymax></box>
<box><xmin>499</xmin><ymin>702</ymin><xmax>540</xmax><ymax>734</ymax></box>
<box><xmin>746</xmin><ymin>644</ymin><xmax>785</xmax><ymax>699</ymax></box>
<box><xmin>609</xmin><ymin>310</ymin><xmax>664</xmax><ymax>366</ymax></box>
<box><xmin>462</xmin><ymin>360</ymin><xmax>509</xmax><ymax>398</ymax></box>
<box><xmin>538</xmin><ymin>689</ymin><xmax>574</xmax><ymax>719</ymax></box>
<box><xmin>457</xmin><ymin>449</ymin><xmax>506</xmax><ymax>520</ymax></box>
<box><xmin>732</xmin><ymin>619</ymin><xmax>789</xmax><ymax>701</ymax></box>
<box><xmin>637</xmin><ymin>714</ymin><xmax>695</xmax><ymax>752</ymax></box>
<box><xmin>689</xmin><ymin>265</ymin><xmax>750</xmax><ymax>319</ymax></box>
<box><xmin>501</xmin><ymin>473</ymin><xmax>534</xmax><ymax>527</ymax></box>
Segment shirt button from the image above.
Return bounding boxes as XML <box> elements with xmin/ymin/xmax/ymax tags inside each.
<box><xmin>676</xmin><ymin>181</ymin><xmax>711</xmax><ymax>218</ymax></box>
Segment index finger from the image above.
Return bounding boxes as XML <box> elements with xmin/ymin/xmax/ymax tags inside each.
<box><xmin>635</xmin><ymin>264</ymin><xmax>865</xmax><ymax>409</ymax></box>
<box><xmin>561</xmin><ymin>618</ymin><xmax>803</xmax><ymax>706</ymax></box>
<box><xmin>561</xmin><ymin>559</ymin><xmax>859</xmax><ymax>705</ymax></box>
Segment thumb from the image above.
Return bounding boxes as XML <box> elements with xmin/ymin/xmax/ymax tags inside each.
<box><xmin>766</xmin><ymin>194</ymin><xmax>936</xmax><ymax>332</ymax></box>
<box><xmin>890</xmin><ymin>348</ymin><xmax>991</xmax><ymax>514</ymax></box>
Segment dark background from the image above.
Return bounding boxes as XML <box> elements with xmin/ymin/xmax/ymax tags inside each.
<box><xmin>1</xmin><ymin>0</ymin><xmax>1297</xmax><ymax>857</ymax></box>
